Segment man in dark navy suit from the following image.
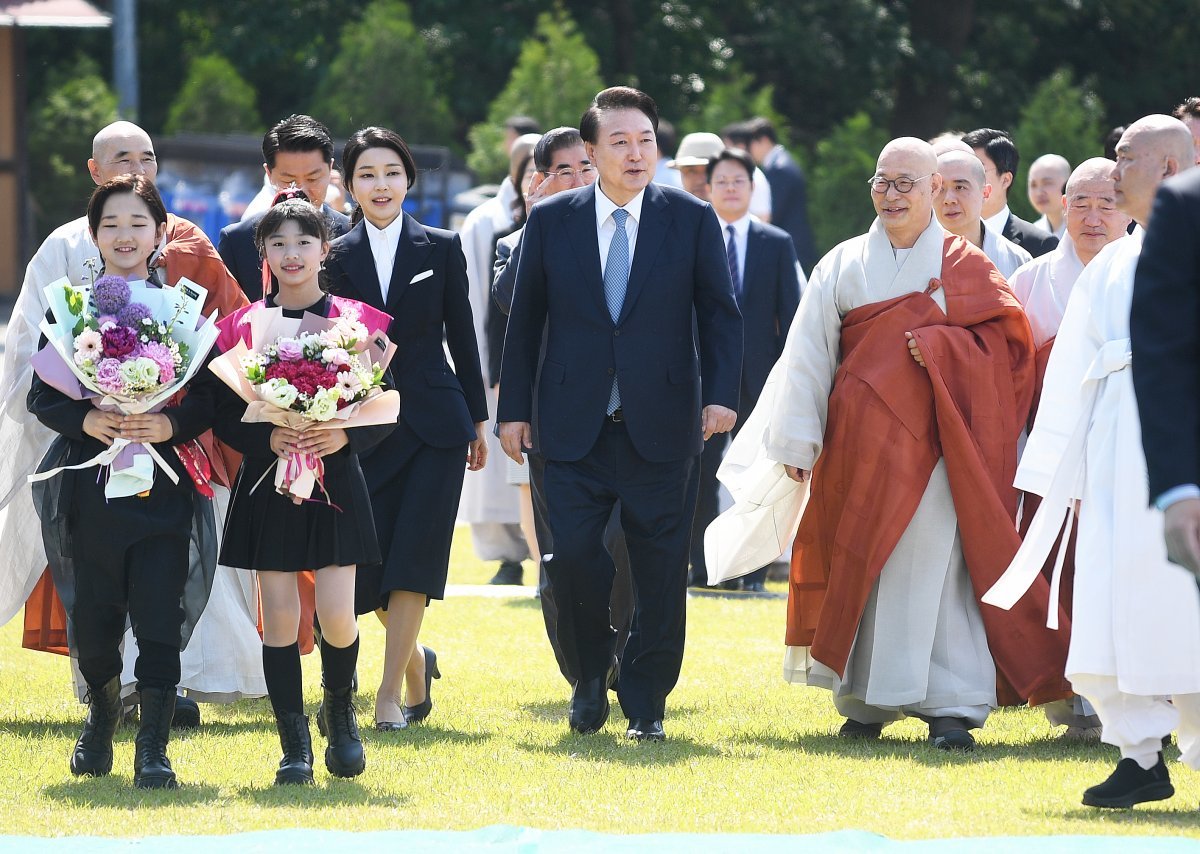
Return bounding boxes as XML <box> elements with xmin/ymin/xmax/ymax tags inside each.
<box><xmin>688</xmin><ymin>148</ymin><xmax>803</xmax><ymax>592</ymax></box>
<box><xmin>498</xmin><ymin>87</ymin><xmax>743</xmax><ymax>741</ymax></box>
<box><xmin>1133</xmin><ymin>166</ymin><xmax>1200</xmax><ymax>576</ymax></box>
<box><xmin>746</xmin><ymin>118</ymin><xmax>818</xmax><ymax>274</ymax></box>
<box><xmin>218</xmin><ymin>115</ymin><xmax>351</xmax><ymax>300</ymax></box>
<box><xmin>962</xmin><ymin>127</ymin><xmax>1058</xmax><ymax>258</ymax></box>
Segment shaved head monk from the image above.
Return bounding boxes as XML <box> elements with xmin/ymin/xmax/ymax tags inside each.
<box><xmin>745</xmin><ymin>136</ymin><xmax>1069</xmax><ymax>750</ymax></box>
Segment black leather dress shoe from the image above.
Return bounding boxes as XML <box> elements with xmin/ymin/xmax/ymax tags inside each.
<box><xmin>172</xmin><ymin>694</ymin><xmax>201</xmax><ymax>729</ymax></box>
<box><xmin>569</xmin><ymin>660</ymin><xmax>617</xmax><ymax>734</ymax></box>
<box><xmin>626</xmin><ymin>718</ymin><xmax>665</xmax><ymax>742</ymax></box>
<box><xmin>1083</xmin><ymin>754</ymin><xmax>1174</xmax><ymax>808</ymax></box>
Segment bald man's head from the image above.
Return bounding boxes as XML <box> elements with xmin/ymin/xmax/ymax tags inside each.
<box><xmin>1027</xmin><ymin>153</ymin><xmax>1071</xmax><ymax>220</ymax></box>
<box><xmin>1062</xmin><ymin>157</ymin><xmax>1129</xmax><ymax>264</ymax></box>
<box><xmin>88</xmin><ymin>121</ymin><xmax>157</xmax><ymax>185</ymax></box>
<box><xmin>1113</xmin><ymin>114</ymin><xmax>1196</xmax><ymax>224</ymax></box>
<box><xmin>871</xmin><ymin>137</ymin><xmax>942</xmax><ymax>248</ymax></box>
<box><xmin>930</xmin><ymin>133</ymin><xmax>972</xmax><ymax>157</ymax></box>
<box><xmin>935</xmin><ymin>151</ymin><xmax>989</xmax><ymax>242</ymax></box>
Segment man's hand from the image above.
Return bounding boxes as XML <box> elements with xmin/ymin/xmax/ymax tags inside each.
<box><xmin>905</xmin><ymin>331</ymin><xmax>927</xmax><ymax>368</ymax></box>
<box><xmin>120</xmin><ymin>413</ymin><xmax>174</xmax><ymax>444</ymax></box>
<box><xmin>784</xmin><ymin>465</ymin><xmax>811</xmax><ymax>483</ymax></box>
<box><xmin>702</xmin><ymin>405</ymin><xmax>737</xmax><ymax>441</ymax></box>
<box><xmin>1164</xmin><ymin>497</ymin><xmax>1200</xmax><ymax>576</ymax></box>
<box><xmin>524</xmin><ymin>174</ymin><xmax>555</xmax><ymax>216</ymax></box>
<box><xmin>467</xmin><ymin>422</ymin><xmax>488</xmax><ymax>471</ymax></box>
<box><xmin>83</xmin><ymin>410</ymin><xmax>123</xmax><ymax>446</ymax></box>
<box><xmin>499</xmin><ymin>421</ymin><xmax>532</xmax><ymax>464</ymax></box>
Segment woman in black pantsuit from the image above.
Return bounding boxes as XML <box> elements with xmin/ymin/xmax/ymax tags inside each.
<box><xmin>325</xmin><ymin>127</ymin><xmax>488</xmax><ymax>730</ymax></box>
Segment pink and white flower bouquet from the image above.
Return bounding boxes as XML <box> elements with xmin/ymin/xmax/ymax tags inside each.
<box><xmin>208</xmin><ymin>297</ymin><xmax>400</xmax><ymax>503</ymax></box>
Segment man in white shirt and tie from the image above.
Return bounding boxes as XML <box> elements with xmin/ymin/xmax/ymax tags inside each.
<box><xmin>689</xmin><ymin>148</ymin><xmax>803</xmax><ymax>592</ymax></box>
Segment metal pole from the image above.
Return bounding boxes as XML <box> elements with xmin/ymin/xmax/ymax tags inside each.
<box><xmin>112</xmin><ymin>0</ymin><xmax>138</xmax><ymax>120</ymax></box>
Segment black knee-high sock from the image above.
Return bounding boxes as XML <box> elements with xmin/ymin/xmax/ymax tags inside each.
<box><xmin>263</xmin><ymin>643</ymin><xmax>304</xmax><ymax>716</ymax></box>
<box><xmin>320</xmin><ymin>635</ymin><xmax>359</xmax><ymax>692</ymax></box>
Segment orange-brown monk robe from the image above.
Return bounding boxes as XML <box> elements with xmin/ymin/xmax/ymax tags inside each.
<box><xmin>787</xmin><ymin>235</ymin><xmax>1071</xmax><ymax>702</ymax></box>
<box><xmin>22</xmin><ymin>216</ymin><xmax>253</xmax><ymax>655</ymax></box>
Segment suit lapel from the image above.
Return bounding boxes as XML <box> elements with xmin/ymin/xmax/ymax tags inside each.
<box><xmin>563</xmin><ymin>185</ymin><xmax>608</xmax><ymax>317</ymax></box>
<box><xmin>336</xmin><ymin>223</ymin><xmax>385</xmax><ymax>307</ymax></box>
<box><xmin>385</xmin><ymin>213</ymin><xmax>435</xmax><ymax>312</ymax></box>
<box><xmin>620</xmin><ymin>183</ymin><xmax>670</xmax><ymax>324</ymax></box>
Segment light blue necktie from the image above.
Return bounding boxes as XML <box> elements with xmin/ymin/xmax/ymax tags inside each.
<box><xmin>604</xmin><ymin>208</ymin><xmax>631</xmax><ymax>414</ymax></box>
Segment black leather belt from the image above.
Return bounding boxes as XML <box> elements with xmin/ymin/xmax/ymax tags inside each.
<box><xmin>608</xmin><ymin>408</ymin><xmax>624</xmax><ymax>423</ymax></box>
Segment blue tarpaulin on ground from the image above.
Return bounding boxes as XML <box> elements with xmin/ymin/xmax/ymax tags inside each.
<box><xmin>2</xmin><ymin>828</ymin><xmax>1197</xmax><ymax>853</ymax></box>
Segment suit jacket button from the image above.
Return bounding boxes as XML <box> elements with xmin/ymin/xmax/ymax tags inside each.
<box><xmin>614</xmin><ymin>329</ymin><xmax>621</xmax><ymax>336</ymax></box>
<box><xmin>607</xmin><ymin>367</ymin><xmax>615</xmax><ymax>375</ymax></box>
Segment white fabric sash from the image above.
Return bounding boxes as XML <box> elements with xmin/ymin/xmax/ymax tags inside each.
<box><xmin>28</xmin><ymin>437</ymin><xmax>179</xmax><ymax>498</ymax></box>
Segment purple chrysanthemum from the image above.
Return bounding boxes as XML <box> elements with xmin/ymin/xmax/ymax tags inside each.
<box><xmin>116</xmin><ymin>302</ymin><xmax>151</xmax><ymax>329</ymax></box>
<box><xmin>92</xmin><ymin>275</ymin><xmax>131</xmax><ymax>315</ymax></box>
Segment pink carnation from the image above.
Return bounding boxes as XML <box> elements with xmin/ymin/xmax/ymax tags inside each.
<box><xmin>94</xmin><ymin>358</ymin><xmax>124</xmax><ymax>394</ymax></box>
<box><xmin>133</xmin><ymin>342</ymin><xmax>176</xmax><ymax>385</ymax></box>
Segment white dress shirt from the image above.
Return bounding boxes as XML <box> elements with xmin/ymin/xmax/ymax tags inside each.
<box><xmin>365</xmin><ymin>214</ymin><xmax>405</xmax><ymax>301</ymax></box>
<box><xmin>596</xmin><ymin>185</ymin><xmax>645</xmax><ymax>277</ymax></box>
<box><xmin>717</xmin><ymin>213</ymin><xmax>751</xmax><ymax>285</ymax></box>
<box><xmin>983</xmin><ymin>204</ymin><xmax>1011</xmax><ymax>237</ymax></box>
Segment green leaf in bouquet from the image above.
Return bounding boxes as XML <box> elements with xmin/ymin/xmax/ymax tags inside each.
<box><xmin>72</xmin><ymin>317</ymin><xmax>86</xmax><ymax>337</ymax></box>
<box><xmin>63</xmin><ymin>284</ymin><xmax>85</xmax><ymax>317</ymax></box>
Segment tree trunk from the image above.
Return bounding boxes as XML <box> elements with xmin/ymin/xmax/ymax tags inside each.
<box><xmin>608</xmin><ymin>0</ymin><xmax>635</xmax><ymax>77</ymax></box>
<box><xmin>890</xmin><ymin>0</ymin><xmax>975</xmax><ymax>138</ymax></box>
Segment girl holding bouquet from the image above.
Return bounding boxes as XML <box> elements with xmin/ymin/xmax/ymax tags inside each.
<box><xmin>324</xmin><ymin>127</ymin><xmax>488</xmax><ymax>731</ymax></box>
<box><xmin>213</xmin><ymin>199</ymin><xmax>393</xmax><ymax>784</ymax></box>
<box><xmin>28</xmin><ymin>175</ymin><xmax>217</xmax><ymax>789</ymax></box>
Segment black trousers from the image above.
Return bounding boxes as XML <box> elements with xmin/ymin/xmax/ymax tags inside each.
<box><xmin>543</xmin><ymin>419</ymin><xmax>698</xmax><ymax>720</ymax></box>
<box><xmin>528</xmin><ymin>452</ymin><xmax>633</xmax><ymax>685</ymax></box>
<box><xmin>73</xmin><ymin>535</ymin><xmax>188</xmax><ymax>691</ymax></box>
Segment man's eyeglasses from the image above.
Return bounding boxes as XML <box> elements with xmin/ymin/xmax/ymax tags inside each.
<box><xmin>867</xmin><ymin>174</ymin><xmax>931</xmax><ymax>194</ymax></box>
<box><xmin>550</xmin><ymin>166</ymin><xmax>597</xmax><ymax>181</ymax></box>
<box><xmin>712</xmin><ymin>178</ymin><xmax>750</xmax><ymax>190</ymax></box>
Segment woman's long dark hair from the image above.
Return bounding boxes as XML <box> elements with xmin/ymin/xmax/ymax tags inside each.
<box><xmin>342</xmin><ymin>126</ymin><xmax>417</xmax><ymax>227</ymax></box>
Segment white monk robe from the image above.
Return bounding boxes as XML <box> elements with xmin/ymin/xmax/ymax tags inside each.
<box><xmin>0</xmin><ymin>218</ymin><xmax>266</xmax><ymax>703</ymax></box>
<box><xmin>768</xmin><ymin>215</ymin><xmax>995</xmax><ymax>726</ymax></box>
<box><xmin>1009</xmin><ymin>233</ymin><xmax>1091</xmax><ymax>348</ymax></box>
<box><xmin>456</xmin><ymin>179</ymin><xmax>525</xmax><ymax>559</ymax></box>
<box><xmin>982</xmin><ymin>222</ymin><xmax>1032</xmax><ymax>280</ymax></box>
<box><xmin>987</xmin><ymin>229</ymin><xmax>1200</xmax><ymax>767</ymax></box>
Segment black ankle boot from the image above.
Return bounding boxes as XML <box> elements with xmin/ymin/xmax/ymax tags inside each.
<box><xmin>71</xmin><ymin>677</ymin><xmax>123</xmax><ymax>776</ymax></box>
<box><xmin>274</xmin><ymin>711</ymin><xmax>315</xmax><ymax>786</ymax></box>
<box><xmin>133</xmin><ymin>687</ymin><xmax>178</xmax><ymax>789</ymax></box>
<box><xmin>317</xmin><ymin>685</ymin><xmax>365</xmax><ymax>778</ymax></box>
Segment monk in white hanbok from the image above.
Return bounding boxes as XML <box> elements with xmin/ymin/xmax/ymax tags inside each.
<box><xmin>986</xmin><ymin>116</ymin><xmax>1200</xmax><ymax>809</ymax></box>
<box><xmin>722</xmin><ymin>139</ymin><xmax>1069</xmax><ymax>751</ymax></box>
<box><xmin>0</xmin><ymin>123</ymin><xmax>266</xmax><ymax>716</ymax></box>
<box><xmin>1007</xmin><ymin>158</ymin><xmax>1131</xmax><ymax>736</ymax></box>
<box><xmin>934</xmin><ymin>150</ymin><xmax>1031</xmax><ymax>278</ymax></box>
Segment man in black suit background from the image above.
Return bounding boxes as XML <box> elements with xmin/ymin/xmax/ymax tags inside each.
<box><xmin>746</xmin><ymin>118</ymin><xmax>818</xmax><ymax>274</ymax></box>
<box><xmin>498</xmin><ymin>87</ymin><xmax>743</xmax><ymax>741</ymax></box>
<box><xmin>218</xmin><ymin>115</ymin><xmax>351</xmax><ymax>300</ymax></box>
<box><xmin>688</xmin><ymin>148</ymin><xmax>802</xmax><ymax>592</ymax></box>
<box><xmin>1132</xmin><ymin>165</ymin><xmax>1200</xmax><ymax>576</ymax></box>
<box><xmin>962</xmin><ymin>127</ymin><xmax>1059</xmax><ymax>258</ymax></box>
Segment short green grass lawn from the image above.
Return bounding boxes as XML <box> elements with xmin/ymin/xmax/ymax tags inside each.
<box><xmin>1</xmin><ymin>529</ymin><xmax>1199</xmax><ymax>840</ymax></box>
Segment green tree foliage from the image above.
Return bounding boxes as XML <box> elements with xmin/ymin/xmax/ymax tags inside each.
<box><xmin>1009</xmin><ymin>69</ymin><xmax>1106</xmax><ymax>221</ymax></box>
<box><xmin>27</xmin><ymin>57</ymin><xmax>119</xmax><ymax>240</ymax></box>
<box><xmin>466</xmin><ymin>7</ymin><xmax>604</xmax><ymax>182</ymax></box>
<box><xmin>809</xmin><ymin>111</ymin><xmax>889</xmax><ymax>254</ymax></box>
<box><xmin>164</xmin><ymin>54</ymin><xmax>261</xmax><ymax>136</ymax></box>
<box><xmin>311</xmin><ymin>0</ymin><xmax>454</xmax><ymax>144</ymax></box>
<box><xmin>678</xmin><ymin>64</ymin><xmax>787</xmax><ymax>145</ymax></box>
